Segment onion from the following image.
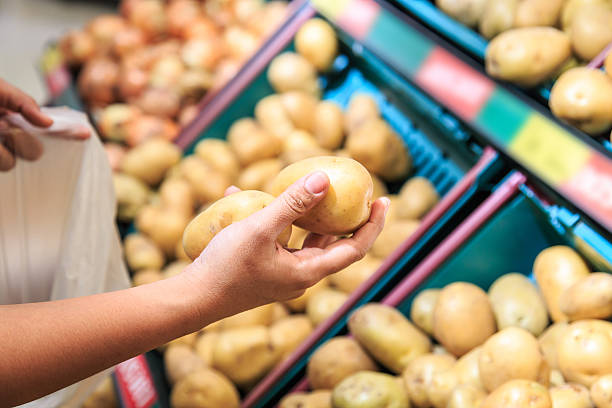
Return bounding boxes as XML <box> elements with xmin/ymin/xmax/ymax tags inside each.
<box><xmin>224</xmin><ymin>26</ymin><xmax>260</xmax><ymax>62</ymax></box>
<box><xmin>59</xmin><ymin>30</ymin><xmax>95</xmax><ymax>66</ymax></box>
<box><xmin>149</xmin><ymin>55</ymin><xmax>185</xmax><ymax>88</ymax></box>
<box><xmin>183</xmin><ymin>16</ymin><xmax>219</xmax><ymax>40</ymax></box>
<box><xmin>127</xmin><ymin>0</ymin><xmax>167</xmax><ymax>39</ymax></box>
<box><xmin>248</xmin><ymin>1</ymin><xmax>288</xmax><ymax>37</ymax></box>
<box><xmin>112</xmin><ymin>26</ymin><xmax>146</xmax><ymax>58</ymax></box>
<box><xmin>178</xmin><ymin>105</ymin><xmax>199</xmax><ymax>127</ymax></box>
<box><xmin>125</xmin><ymin>115</ymin><xmax>179</xmax><ymax>147</ymax></box>
<box><xmin>181</xmin><ymin>38</ymin><xmax>224</xmax><ymax>71</ymax></box>
<box><xmin>118</xmin><ymin>64</ymin><xmax>149</xmax><ymax>100</ymax></box>
<box><xmin>133</xmin><ymin>87</ymin><xmax>181</xmax><ymax>119</ymax></box>
<box><xmin>179</xmin><ymin>69</ymin><xmax>213</xmax><ymax>101</ymax></box>
<box><xmin>87</xmin><ymin>15</ymin><xmax>127</xmax><ymax>52</ymax></box>
<box><xmin>166</xmin><ymin>0</ymin><xmax>202</xmax><ymax>38</ymax></box>
<box><xmin>203</xmin><ymin>0</ymin><xmax>235</xmax><ymax>27</ymax></box>
<box><xmin>213</xmin><ymin>58</ymin><xmax>241</xmax><ymax>89</ymax></box>
<box><xmin>78</xmin><ymin>57</ymin><xmax>120</xmax><ymax>107</ymax></box>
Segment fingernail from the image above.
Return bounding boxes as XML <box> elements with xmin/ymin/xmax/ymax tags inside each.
<box><xmin>380</xmin><ymin>197</ymin><xmax>391</xmax><ymax>216</ymax></box>
<box><xmin>305</xmin><ymin>171</ymin><xmax>329</xmax><ymax>195</ymax></box>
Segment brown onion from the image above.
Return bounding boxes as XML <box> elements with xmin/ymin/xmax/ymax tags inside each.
<box><xmin>58</xmin><ymin>30</ymin><xmax>95</xmax><ymax>66</ymax></box>
<box><xmin>166</xmin><ymin>0</ymin><xmax>202</xmax><ymax>38</ymax></box>
<box><xmin>78</xmin><ymin>57</ymin><xmax>119</xmax><ymax>107</ymax></box>
<box><xmin>112</xmin><ymin>26</ymin><xmax>146</xmax><ymax>58</ymax></box>
<box><xmin>183</xmin><ymin>16</ymin><xmax>219</xmax><ymax>40</ymax></box>
<box><xmin>127</xmin><ymin>0</ymin><xmax>167</xmax><ymax>39</ymax></box>
<box><xmin>118</xmin><ymin>64</ymin><xmax>149</xmax><ymax>100</ymax></box>
<box><xmin>87</xmin><ymin>15</ymin><xmax>127</xmax><ymax>52</ymax></box>
<box><xmin>181</xmin><ymin>38</ymin><xmax>224</xmax><ymax>71</ymax></box>
<box><xmin>149</xmin><ymin>55</ymin><xmax>185</xmax><ymax>88</ymax></box>
<box><xmin>125</xmin><ymin>115</ymin><xmax>179</xmax><ymax>147</ymax></box>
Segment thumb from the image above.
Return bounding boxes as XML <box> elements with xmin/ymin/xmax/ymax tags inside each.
<box><xmin>259</xmin><ymin>171</ymin><xmax>329</xmax><ymax>237</ymax></box>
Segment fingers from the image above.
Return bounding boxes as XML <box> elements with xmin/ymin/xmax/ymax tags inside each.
<box><xmin>224</xmin><ymin>185</ymin><xmax>241</xmax><ymax>197</ymax></box>
<box><xmin>5</xmin><ymin>128</ymin><xmax>43</xmax><ymax>161</ymax></box>
<box><xmin>258</xmin><ymin>171</ymin><xmax>330</xmax><ymax>237</ymax></box>
<box><xmin>302</xmin><ymin>232</ymin><xmax>338</xmax><ymax>249</ymax></box>
<box><xmin>21</xmin><ymin>103</ymin><xmax>53</xmax><ymax>128</ymax></box>
<box><xmin>0</xmin><ymin>143</ymin><xmax>16</xmax><ymax>171</ymax></box>
<box><xmin>0</xmin><ymin>79</ymin><xmax>53</xmax><ymax>128</ymax></box>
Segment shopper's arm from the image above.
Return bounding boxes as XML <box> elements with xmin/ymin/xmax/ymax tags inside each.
<box><xmin>0</xmin><ymin>172</ymin><xmax>388</xmax><ymax>406</ymax></box>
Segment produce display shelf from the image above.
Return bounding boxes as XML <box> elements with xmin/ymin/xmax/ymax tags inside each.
<box><xmin>310</xmin><ymin>0</ymin><xmax>612</xmax><ymax>235</ymax></box>
<box><xmin>282</xmin><ymin>170</ymin><xmax>612</xmax><ymax>402</ymax></box>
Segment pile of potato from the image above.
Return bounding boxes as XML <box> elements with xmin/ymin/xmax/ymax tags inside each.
<box><xmin>434</xmin><ymin>0</ymin><xmax>612</xmax><ymax>139</ymax></box>
<box><xmin>279</xmin><ymin>245</ymin><xmax>612</xmax><ymax>408</ymax></box>
<box><xmin>57</xmin><ymin>0</ymin><xmax>288</xmax><ymax>167</ymax></box>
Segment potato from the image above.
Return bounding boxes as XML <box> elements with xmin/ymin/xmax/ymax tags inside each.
<box><xmin>402</xmin><ymin>353</ymin><xmax>455</xmax><ymax>407</ymax></box>
<box><xmin>558</xmin><ymin>320</ymin><xmax>612</xmax><ymax>386</ymax></box>
<box><xmin>533</xmin><ymin>245</ymin><xmax>590</xmax><ymax>322</ymax></box>
<box><xmin>345</xmin><ymin>94</ymin><xmax>379</xmax><ymax>132</ymax></box>
<box><xmin>237</xmin><ymin>159</ymin><xmax>283</xmax><ymax>191</ymax></box>
<box><xmin>428</xmin><ymin>347</ymin><xmax>484</xmax><ymax>408</ymax></box>
<box><xmin>283</xmin><ymin>130</ymin><xmax>320</xmax><ymax>152</ymax></box>
<box><xmin>179</xmin><ymin>156</ymin><xmax>231</xmax><ymax>205</ymax></box>
<box><xmin>479</xmin><ymin>327</ymin><xmax>549</xmax><ymax>392</ymax></box>
<box><xmin>159</xmin><ymin>178</ymin><xmax>194</xmax><ymax>218</ymax></box>
<box><xmin>165</xmin><ymin>344</ymin><xmax>206</xmax><ymax>385</ymax></box>
<box><xmin>561</xmin><ymin>0</ymin><xmax>612</xmax><ymax>31</ymax></box>
<box><xmin>227</xmin><ymin>118</ymin><xmax>282</xmax><ymax>166</ymax></box>
<box><xmin>182</xmin><ymin>190</ymin><xmax>291</xmax><ymax>260</ymax></box>
<box><xmin>479</xmin><ymin>0</ymin><xmax>518</xmax><ymax>39</ymax></box>
<box><xmin>485</xmin><ymin>27</ymin><xmax>571</xmax><ymax>87</ymax></box>
<box><xmin>329</xmin><ymin>254</ymin><xmax>381</xmax><ymax>293</ymax></box>
<box><xmin>268</xmin><ymin>52</ymin><xmax>320</xmax><ymax>95</ymax></box>
<box><xmin>453</xmin><ymin>346</ymin><xmax>485</xmax><ymax>389</ymax></box>
<box><xmin>481</xmin><ymin>379</ymin><xmax>551</xmax><ymax>408</ymax></box>
<box><xmin>279</xmin><ymin>146</ymin><xmax>334</xmax><ymax>166</ymax></box>
<box><xmin>332</xmin><ymin>371</ymin><xmax>409</xmax><ymax>408</ymax></box>
<box><xmin>369</xmin><ymin>174</ymin><xmax>388</xmax><ymax>199</ymax></box>
<box><xmin>446</xmin><ymin>384</ymin><xmax>487</xmax><ymax>408</ymax></box>
<box><xmin>591</xmin><ymin>374</ymin><xmax>612</xmax><ymax>408</ymax></box>
<box><xmin>217</xmin><ymin>304</ymin><xmax>276</xmax><ymax>330</ymax></box>
<box><xmin>549</xmin><ymin>67</ymin><xmax>612</xmax><ymax>134</ymax></box>
<box><xmin>120</xmin><ymin>139</ymin><xmax>181</xmax><ymax>186</ymax></box>
<box><xmin>606</xmin><ymin>50</ymin><xmax>612</xmax><ymax>78</ymax></box>
<box><xmin>280</xmin><ymin>391</ymin><xmax>332</xmax><ymax>408</ymax></box>
<box><xmin>549</xmin><ymin>383</ymin><xmax>593</xmax><ymax>408</ymax></box>
<box><xmin>254</xmin><ymin>94</ymin><xmax>295</xmax><ymax>140</ymax></box>
<box><xmin>435</xmin><ymin>0</ymin><xmax>486</xmax><ymax>27</ymax></box>
<box><xmin>410</xmin><ymin>289</ymin><xmax>441</xmax><ymax>336</ymax></box>
<box><xmin>194</xmin><ymin>331</ymin><xmax>218</xmax><ymax>366</ymax></box>
<box><xmin>269</xmin><ymin>156</ymin><xmax>373</xmax><ymax>235</ymax></box>
<box><xmin>132</xmin><ymin>269</ymin><xmax>163</xmax><ymax>286</ymax></box>
<box><xmin>347</xmin><ymin>119</ymin><xmax>411</xmax><ymax>182</ymax></box>
<box><xmin>307</xmin><ymin>336</ymin><xmax>378</xmax><ymax>390</ymax></box>
<box><xmin>212</xmin><ymin>325</ymin><xmax>279</xmax><ymax>388</ymax></box>
<box><xmin>272</xmin><ymin>302</ymin><xmax>290</xmax><ymax>322</ymax></box>
<box><xmin>113</xmin><ymin>173</ymin><xmax>151</xmax><ymax>222</ymax></box>
<box><xmin>124</xmin><ymin>233</ymin><xmax>165</xmax><ymax>271</ymax></box>
<box><xmin>560</xmin><ymin>273</ymin><xmax>612</xmax><ymax>321</ymax></box>
<box><xmin>288</xmin><ymin>225</ymin><xmax>310</xmax><ymax>250</ymax></box>
<box><xmin>550</xmin><ymin>369</ymin><xmax>566</xmax><ymax>387</ymax></box>
<box><xmin>398</xmin><ymin>177</ymin><xmax>439</xmax><ymax>219</ymax></box>
<box><xmin>285</xmin><ymin>278</ymin><xmax>329</xmax><ymax>312</ymax></box>
<box><xmin>163</xmin><ymin>331</ymin><xmax>199</xmax><ymax>351</ymax></box>
<box><xmin>349</xmin><ymin>303</ymin><xmax>431</xmax><ymax>373</ymax></box>
<box><xmin>539</xmin><ymin>323</ymin><xmax>568</xmax><ymax>371</ymax></box>
<box><xmin>370</xmin><ymin>220</ymin><xmax>420</xmax><ymax>259</ymax></box>
<box><xmin>170</xmin><ymin>369</ymin><xmax>240</xmax><ymax>408</ymax></box>
<box><xmin>514</xmin><ymin>0</ymin><xmax>564</xmax><ymax>27</ymax></box>
<box><xmin>385</xmin><ymin>195</ymin><xmax>401</xmax><ymax>222</ymax></box>
<box><xmin>570</xmin><ymin>5</ymin><xmax>612</xmax><ymax>61</ymax></box>
<box><xmin>136</xmin><ymin>206</ymin><xmax>189</xmax><ymax>256</ymax></box>
<box><xmin>306</xmin><ymin>288</ymin><xmax>349</xmax><ymax>326</ymax></box>
<box><xmin>175</xmin><ymin>239</ymin><xmax>190</xmax><ymax>262</ymax></box>
<box><xmin>270</xmin><ymin>315</ymin><xmax>314</xmax><ymax>359</ymax></box>
<box><xmin>82</xmin><ymin>376</ymin><xmax>117</xmax><ymax>408</ymax></box>
<box><xmin>194</xmin><ymin>139</ymin><xmax>240</xmax><ymax>181</ymax></box>
<box><xmin>281</xmin><ymin>91</ymin><xmax>318</xmax><ymax>132</ymax></box>
<box><xmin>161</xmin><ymin>260</ymin><xmax>189</xmax><ymax>279</ymax></box>
<box><xmin>314</xmin><ymin>101</ymin><xmax>344</xmax><ymax>150</ymax></box>
<box><xmin>295</xmin><ymin>18</ymin><xmax>337</xmax><ymax>71</ymax></box>
<box><xmin>433</xmin><ymin>282</ymin><xmax>497</xmax><ymax>357</ymax></box>
<box><xmin>488</xmin><ymin>273</ymin><xmax>548</xmax><ymax>336</ymax></box>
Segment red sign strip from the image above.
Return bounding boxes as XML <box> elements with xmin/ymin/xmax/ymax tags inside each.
<box><xmin>114</xmin><ymin>355</ymin><xmax>158</xmax><ymax>408</ymax></box>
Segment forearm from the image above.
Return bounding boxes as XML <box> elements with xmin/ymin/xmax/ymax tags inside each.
<box><xmin>0</xmin><ymin>271</ymin><xmax>215</xmax><ymax>406</ymax></box>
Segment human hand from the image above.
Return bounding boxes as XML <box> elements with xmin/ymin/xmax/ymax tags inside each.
<box><xmin>181</xmin><ymin>172</ymin><xmax>389</xmax><ymax>323</ymax></box>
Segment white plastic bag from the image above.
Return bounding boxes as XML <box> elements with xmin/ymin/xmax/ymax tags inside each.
<box><xmin>0</xmin><ymin>107</ymin><xmax>130</xmax><ymax>407</ymax></box>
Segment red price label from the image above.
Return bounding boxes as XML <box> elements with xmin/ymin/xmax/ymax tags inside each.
<box><xmin>337</xmin><ymin>0</ymin><xmax>380</xmax><ymax>40</ymax></box>
<box><xmin>114</xmin><ymin>355</ymin><xmax>157</xmax><ymax>408</ymax></box>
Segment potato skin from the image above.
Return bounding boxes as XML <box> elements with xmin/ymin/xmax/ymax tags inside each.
<box><xmin>170</xmin><ymin>368</ymin><xmax>240</xmax><ymax>408</ymax></box>
<box><xmin>348</xmin><ymin>303</ymin><xmax>431</xmax><ymax>373</ymax></box>
<box><xmin>227</xmin><ymin>118</ymin><xmax>282</xmax><ymax>166</ymax></box>
<box><xmin>120</xmin><ymin>139</ymin><xmax>181</xmax><ymax>186</ymax></box>
<box><xmin>485</xmin><ymin>27</ymin><xmax>571</xmax><ymax>87</ymax></box>
<box><xmin>267</xmin><ymin>52</ymin><xmax>320</xmax><ymax>95</ymax></box>
<box><xmin>514</xmin><ymin>0</ymin><xmax>564</xmax><ymax>27</ymax></box>
<box><xmin>534</xmin><ymin>246</ymin><xmax>590</xmax><ymax>322</ymax></box>
<box><xmin>410</xmin><ymin>289</ymin><xmax>441</xmax><ymax>336</ymax></box>
<box><xmin>402</xmin><ymin>353</ymin><xmax>455</xmax><ymax>407</ymax></box>
<box><xmin>329</xmin><ymin>254</ymin><xmax>381</xmax><ymax>294</ymax></box>
<box><xmin>560</xmin><ymin>272</ymin><xmax>612</xmax><ymax>321</ymax></box>
<box><xmin>398</xmin><ymin>177</ymin><xmax>439</xmax><ymax>220</ymax></box>
<box><xmin>306</xmin><ymin>288</ymin><xmax>349</xmax><ymax>326</ymax></box>
<box><xmin>182</xmin><ymin>190</ymin><xmax>291</xmax><ymax>260</ymax></box>
<box><xmin>194</xmin><ymin>138</ymin><xmax>240</xmax><ymax>181</ymax></box>
<box><xmin>295</xmin><ymin>18</ymin><xmax>337</xmax><ymax>71</ymax></box>
<box><xmin>237</xmin><ymin>159</ymin><xmax>283</xmax><ymax>191</ymax></box>
<box><xmin>481</xmin><ymin>379</ymin><xmax>552</xmax><ymax>408</ymax></box>
<box><xmin>113</xmin><ymin>173</ymin><xmax>151</xmax><ymax>222</ymax></box>
<box><xmin>488</xmin><ymin>273</ymin><xmax>548</xmax><ymax>336</ymax></box>
<box><xmin>538</xmin><ymin>322</ymin><xmax>569</xmax><ymax>371</ymax></box>
<box><xmin>314</xmin><ymin>101</ymin><xmax>344</xmax><ymax>150</ymax></box>
<box><xmin>433</xmin><ymin>282</ymin><xmax>497</xmax><ymax>357</ymax></box>
<box><xmin>280</xmin><ymin>390</ymin><xmax>332</xmax><ymax>408</ymax></box>
<box><xmin>435</xmin><ymin>0</ymin><xmax>486</xmax><ymax>27</ymax></box>
<box><xmin>478</xmin><ymin>327</ymin><xmax>550</xmax><ymax>392</ymax></box>
<box><xmin>269</xmin><ymin>156</ymin><xmax>373</xmax><ymax>235</ymax></box>
<box><xmin>307</xmin><ymin>336</ymin><xmax>378</xmax><ymax>390</ymax></box>
<box><xmin>558</xmin><ymin>320</ymin><xmax>612</xmax><ymax>387</ymax></box>
<box><xmin>270</xmin><ymin>315</ymin><xmax>313</xmax><ymax>359</ymax></box>
<box><xmin>428</xmin><ymin>347</ymin><xmax>484</xmax><ymax>408</ymax></box>
<box><xmin>332</xmin><ymin>371</ymin><xmax>409</xmax><ymax>408</ymax></box>
<box><xmin>344</xmin><ymin>94</ymin><xmax>379</xmax><ymax>133</ymax></box>
<box><xmin>124</xmin><ymin>233</ymin><xmax>165</xmax><ymax>271</ymax></box>
<box><xmin>479</xmin><ymin>0</ymin><xmax>518</xmax><ymax>39</ymax></box>
<box><xmin>446</xmin><ymin>384</ymin><xmax>487</xmax><ymax>408</ymax></box>
<box><xmin>549</xmin><ymin>383</ymin><xmax>593</xmax><ymax>408</ymax></box>
<box><xmin>164</xmin><ymin>344</ymin><xmax>206</xmax><ymax>385</ymax></box>
<box><xmin>370</xmin><ymin>220</ymin><xmax>420</xmax><ymax>259</ymax></box>
<box><xmin>591</xmin><ymin>374</ymin><xmax>612</xmax><ymax>408</ymax></box>
<box><xmin>281</xmin><ymin>91</ymin><xmax>319</xmax><ymax>133</ymax></box>
<box><xmin>570</xmin><ymin>5</ymin><xmax>612</xmax><ymax>61</ymax></box>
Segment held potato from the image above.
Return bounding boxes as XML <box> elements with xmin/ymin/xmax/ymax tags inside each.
<box><xmin>435</xmin><ymin>0</ymin><xmax>486</xmax><ymax>27</ymax></box>
<box><xmin>538</xmin><ymin>322</ymin><xmax>569</xmax><ymax>370</ymax></box>
<box><xmin>270</xmin><ymin>315</ymin><xmax>314</xmax><ymax>359</ymax></box>
<box><xmin>281</xmin><ymin>91</ymin><xmax>318</xmax><ymax>132</ymax></box>
<box><xmin>194</xmin><ymin>138</ymin><xmax>240</xmax><ymax>181</ymax></box>
<box><xmin>557</xmin><ymin>320</ymin><xmax>612</xmax><ymax>386</ymax></box>
<box><xmin>514</xmin><ymin>0</ymin><xmax>564</xmax><ymax>27</ymax></box>
<box><xmin>314</xmin><ymin>101</ymin><xmax>344</xmax><ymax>150</ymax></box>
<box><xmin>120</xmin><ymin>139</ymin><xmax>181</xmax><ymax>186</ymax></box>
<box><xmin>170</xmin><ymin>368</ymin><xmax>240</xmax><ymax>408</ymax></box>
<box><xmin>370</xmin><ymin>220</ymin><xmax>420</xmax><ymax>259</ymax></box>
<box><xmin>267</xmin><ymin>52</ymin><xmax>320</xmax><ymax>95</ymax></box>
<box><xmin>478</xmin><ymin>327</ymin><xmax>550</xmax><ymax>392</ymax></box>
<box><xmin>479</xmin><ymin>0</ymin><xmax>518</xmax><ymax>39</ymax></box>
<box><xmin>591</xmin><ymin>374</ymin><xmax>612</xmax><ymax>408</ymax></box>
<box><xmin>533</xmin><ymin>245</ymin><xmax>590</xmax><ymax>322</ymax></box>
<box><xmin>227</xmin><ymin>118</ymin><xmax>282</xmax><ymax>166</ymax></box>
<box><xmin>481</xmin><ymin>380</ymin><xmax>552</xmax><ymax>408</ymax></box>
<box><xmin>237</xmin><ymin>159</ymin><xmax>283</xmax><ymax>191</ymax></box>
<box><xmin>485</xmin><ymin>27</ymin><xmax>572</xmax><ymax>87</ymax></box>
<box><xmin>288</xmin><ymin>225</ymin><xmax>310</xmax><ymax>250</ymax></box>
<box><xmin>346</xmin><ymin>118</ymin><xmax>412</xmax><ymax>182</ymax></box>
<box><xmin>560</xmin><ymin>273</ymin><xmax>612</xmax><ymax>321</ymax></box>
<box><xmin>348</xmin><ymin>303</ymin><xmax>432</xmax><ymax>373</ymax></box>
<box><xmin>182</xmin><ymin>190</ymin><xmax>291</xmax><ymax>260</ymax></box>
<box><xmin>306</xmin><ymin>288</ymin><xmax>349</xmax><ymax>326</ymax></box>
<box><xmin>410</xmin><ymin>289</ymin><xmax>441</xmax><ymax>336</ymax></box>
<box><xmin>307</xmin><ymin>336</ymin><xmax>378</xmax><ymax>390</ymax></box>
<box><xmin>179</xmin><ymin>156</ymin><xmax>231</xmax><ymax>205</ymax></box>
<box><xmin>295</xmin><ymin>18</ymin><xmax>338</xmax><ymax>71</ymax></box>
<box><xmin>329</xmin><ymin>254</ymin><xmax>381</xmax><ymax>294</ymax></box>
<box><xmin>549</xmin><ymin>68</ymin><xmax>612</xmax><ymax>134</ymax></box>
<box><xmin>433</xmin><ymin>282</ymin><xmax>497</xmax><ymax>357</ymax></box>
<box><xmin>570</xmin><ymin>5</ymin><xmax>612</xmax><ymax>61</ymax></box>
<box><xmin>488</xmin><ymin>273</ymin><xmax>549</xmax><ymax>336</ymax></box>
<box><xmin>269</xmin><ymin>156</ymin><xmax>373</xmax><ymax>235</ymax></box>
<box><xmin>164</xmin><ymin>344</ymin><xmax>206</xmax><ymax>385</ymax></box>
<box><xmin>254</xmin><ymin>94</ymin><xmax>295</xmax><ymax>140</ymax></box>
<box><xmin>549</xmin><ymin>383</ymin><xmax>593</xmax><ymax>408</ymax></box>
<box><xmin>402</xmin><ymin>353</ymin><xmax>456</xmax><ymax>407</ymax></box>
<box><xmin>398</xmin><ymin>177</ymin><xmax>439</xmax><ymax>219</ymax></box>
<box><xmin>113</xmin><ymin>173</ymin><xmax>151</xmax><ymax>222</ymax></box>
<box><xmin>345</xmin><ymin>94</ymin><xmax>379</xmax><ymax>133</ymax></box>
<box><xmin>446</xmin><ymin>384</ymin><xmax>487</xmax><ymax>408</ymax></box>
<box><xmin>123</xmin><ymin>233</ymin><xmax>165</xmax><ymax>271</ymax></box>
<box><xmin>332</xmin><ymin>371</ymin><xmax>409</xmax><ymax>408</ymax></box>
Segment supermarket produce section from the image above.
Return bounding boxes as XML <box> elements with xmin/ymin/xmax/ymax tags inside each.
<box><xmin>39</xmin><ymin>0</ymin><xmax>611</xmax><ymax>407</ymax></box>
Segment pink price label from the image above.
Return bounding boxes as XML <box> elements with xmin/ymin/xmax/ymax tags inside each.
<box><xmin>415</xmin><ymin>47</ymin><xmax>494</xmax><ymax>121</ymax></box>
<box><xmin>114</xmin><ymin>355</ymin><xmax>157</xmax><ymax>408</ymax></box>
<box><xmin>45</xmin><ymin>67</ymin><xmax>71</xmax><ymax>98</ymax></box>
<box><xmin>336</xmin><ymin>0</ymin><xmax>380</xmax><ymax>40</ymax></box>
<box><xmin>562</xmin><ymin>153</ymin><xmax>612</xmax><ymax>230</ymax></box>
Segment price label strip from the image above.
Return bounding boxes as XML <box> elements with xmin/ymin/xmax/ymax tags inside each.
<box><xmin>114</xmin><ymin>355</ymin><xmax>159</xmax><ymax>408</ymax></box>
<box><xmin>312</xmin><ymin>0</ymin><xmax>612</xmax><ymax>232</ymax></box>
